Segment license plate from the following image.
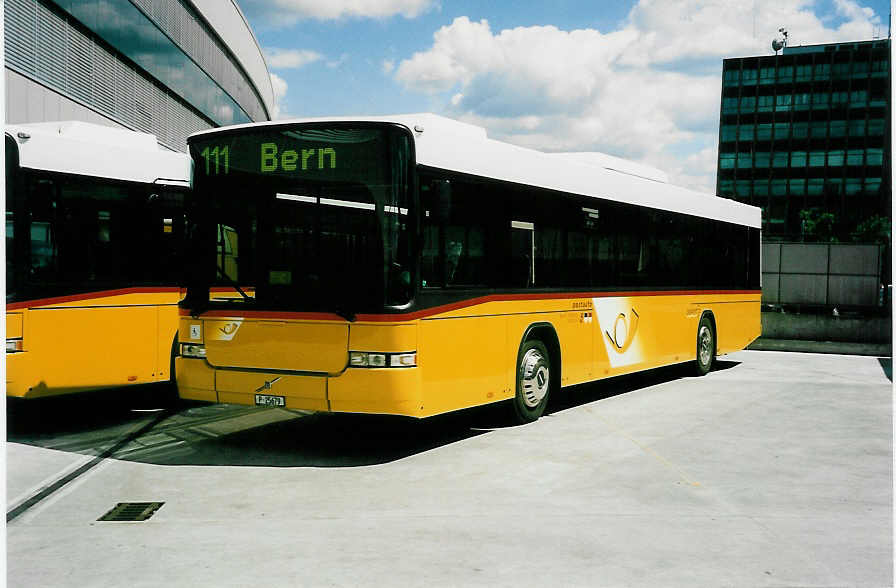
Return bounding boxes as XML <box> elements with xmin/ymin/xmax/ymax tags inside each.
<box><xmin>255</xmin><ymin>394</ymin><xmax>285</xmax><ymax>407</ymax></box>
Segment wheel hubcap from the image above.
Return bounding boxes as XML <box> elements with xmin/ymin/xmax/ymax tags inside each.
<box><xmin>520</xmin><ymin>349</ymin><xmax>549</xmax><ymax>408</ymax></box>
<box><xmin>698</xmin><ymin>325</ymin><xmax>713</xmax><ymax>365</ymax></box>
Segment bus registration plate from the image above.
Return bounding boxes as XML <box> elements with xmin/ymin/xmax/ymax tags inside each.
<box><xmin>255</xmin><ymin>394</ymin><xmax>285</xmax><ymax>407</ymax></box>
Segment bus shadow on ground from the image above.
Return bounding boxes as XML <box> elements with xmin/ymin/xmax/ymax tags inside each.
<box><xmin>135</xmin><ymin>410</ymin><xmax>491</xmax><ymax>468</ymax></box>
<box><xmin>6</xmin><ymin>384</ymin><xmax>178</xmax><ymax>439</ymax></box>
<box><xmin>121</xmin><ymin>360</ymin><xmax>741</xmax><ymax>468</ymax></box>
<box><xmin>547</xmin><ymin>359</ymin><xmax>740</xmax><ymax>417</ymax></box>
<box><xmin>7</xmin><ymin>360</ymin><xmax>741</xmax><ymax>469</ymax></box>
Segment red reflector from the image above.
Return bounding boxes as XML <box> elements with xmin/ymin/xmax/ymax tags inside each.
<box><xmin>128</xmin><ymin>376</ymin><xmax>138</xmax><ymax>382</ymax></box>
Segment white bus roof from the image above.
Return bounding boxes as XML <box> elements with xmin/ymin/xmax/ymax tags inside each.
<box><xmin>6</xmin><ymin>121</ymin><xmax>191</xmax><ymax>186</ymax></box>
<box><xmin>190</xmin><ymin>113</ymin><xmax>760</xmax><ymax>228</ymax></box>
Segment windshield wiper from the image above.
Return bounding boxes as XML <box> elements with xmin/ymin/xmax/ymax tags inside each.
<box><xmin>216</xmin><ymin>265</ymin><xmax>253</xmax><ymax>303</ymax></box>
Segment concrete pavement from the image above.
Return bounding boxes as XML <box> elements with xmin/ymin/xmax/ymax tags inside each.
<box><xmin>6</xmin><ymin>350</ymin><xmax>893</xmax><ymax>587</ymax></box>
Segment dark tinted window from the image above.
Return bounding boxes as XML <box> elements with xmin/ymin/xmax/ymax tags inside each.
<box><xmin>21</xmin><ymin>171</ymin><xmax>185</xmax><ymax>289</ymax></box>
<box><xmin>189</xmin><ymin>125</ymin><xmax>414</xmax><ymax>311</ymax></box>
<box><xmin>419</xmin><ymin>168</ymin><xmax>759</xmax><ymax>292</ymax></box>
<box><xmin>420</xmin><ymin>175</ymin><xmax>503</xmax><ymax>288</ymax></box>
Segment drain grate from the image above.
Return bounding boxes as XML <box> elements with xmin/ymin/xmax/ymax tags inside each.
<box><xmin>97</xmin><ymin>502</ymin><xmax>164</xmax><ymax>522</ymax></box>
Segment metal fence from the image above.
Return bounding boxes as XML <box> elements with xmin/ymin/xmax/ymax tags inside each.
<box><xmin>761</xmin><ymin>242</ymin><xmax>884</xmax><ymax>308</ymax></box>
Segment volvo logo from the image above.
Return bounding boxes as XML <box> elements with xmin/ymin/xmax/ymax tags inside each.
<box><xmin>255</xmin><ymin>377</ymin><xmax>282</xmax><ymax>393</ymax></box>
<box><xmin>605</xmin><ymin>308</ymin><xmax>639</xmax><ymax>353</ymax></box>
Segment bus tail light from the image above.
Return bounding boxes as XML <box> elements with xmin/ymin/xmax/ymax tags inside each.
<box><xmin>349</xmin><ymin>351</ymin><xmax>416</xmax><ymax>368</ymax></box>
<box><xmin>180</xmin><ymin>343</ymin><xmax>207</xmax><ymax>358</ymax></box>
<box><xmin>6</xmin><ymin>339</ymin><xmax>23</xmax><ymax>353</ymax></box>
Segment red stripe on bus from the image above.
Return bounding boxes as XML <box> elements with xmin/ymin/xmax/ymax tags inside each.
<box><xmin>179</xmin><ymin>289</ymin><xmax>762</xmax><ymax>322</ymax></box>
<box><xmin>6</xmin><ymin>287</ymin><xmax>183</xmax><ymax>311</ymax></box>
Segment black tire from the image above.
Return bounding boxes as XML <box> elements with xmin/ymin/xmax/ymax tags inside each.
<box><xmin>158</xmin><ymin>334</ymin><xmax>182</xmax><ymax>408</ymax></box>
<box><xmin>694</xmin><ymin>314</ymin><xmax>715</xmax><ymax>376</ymax></box>
<box><xmin>510</xmin><ymin>339</ymin><xmax>552</xmax><ymax>424</ymax></box>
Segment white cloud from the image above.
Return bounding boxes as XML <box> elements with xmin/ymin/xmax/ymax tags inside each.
<box><xmin>269</xmin><ymin>72</ymin><xmax>289</xmax><ymax>119</ymax></box>
<box><xmin>382</xmin><ymin>59</ymin><xmax>396</xmax><ymax>74</ymax></box>
<box><xmin>833</xmin><ymin>0</ymin><xmax>880</xmax><ymax>23</ymax></box>
<box><xmin>393</xmin><ymin>1</ymin><xmax>885</xmax><ymax>192</ymax></box>
<box><xmin>265</xmin><ymin>48</ymin><xmax>323</xmax><ymax>69</ymax></box>
<box><xmin>327</xmin><ymin>53</ymin><xmax>350</xmax><ymax>69</ymax></box>
<box><xmin>247</xmin><ymin>0</ymin><xmax>434</xmax><ymax>25</ymax></box>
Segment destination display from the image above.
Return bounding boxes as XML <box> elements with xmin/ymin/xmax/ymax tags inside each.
<box><xmin>191</xmin><ymin>127</ymin><xmax>395</xmax><ymax>185</ymax></box>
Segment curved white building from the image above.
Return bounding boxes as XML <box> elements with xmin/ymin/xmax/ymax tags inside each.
<box><xmin>5</xmin><ymin>0</ymin><xmax>273</xmax><ymax>151</ymax></box>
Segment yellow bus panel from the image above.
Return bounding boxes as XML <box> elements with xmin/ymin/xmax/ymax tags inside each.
<box><xmin>176</xmin><ymin>292</ymin><xmax>760</xmax><ymax>418</ymax></box>
<box><xmin>7</xmin><ymin>313</ymin><xmax>23</xmax><ymax>339</ymax></box>
<box><xmin>6</xmin><ymin>289</ymin><xmax>180</xmax><ymax>398</ymax></box>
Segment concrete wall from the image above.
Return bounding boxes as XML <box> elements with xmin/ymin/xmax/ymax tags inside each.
<box><xmin>761</xmin><ymin>311</ymin><xmax>892</xmax><ymax>343</ymax></box>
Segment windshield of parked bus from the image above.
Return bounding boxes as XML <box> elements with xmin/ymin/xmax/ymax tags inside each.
<box><xmin>187</xmin><ymin>124</ymin><xmax>414</xmax><ymax>316</ymax></box>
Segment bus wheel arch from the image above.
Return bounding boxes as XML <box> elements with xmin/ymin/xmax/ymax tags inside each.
<box><xmin>511</xmin><ymin>323</ymin><xmax>561</xmax><ymax>423</ymax></box>
<box><xmin>163</xmin><ymin>332</ymin><xmax>181</xmax><ymax>405</ymax></box>
<box><xmin>694</xmin><ymin>311</ymin><xmax>716</xmax><ymax>376</ymax></box>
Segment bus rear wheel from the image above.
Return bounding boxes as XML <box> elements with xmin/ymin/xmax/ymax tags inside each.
<box><xmin>511</xmin><ymin>340</ymin><xmax>551</xmax><ymax>423</ymax></box>
<box><xmin>694</xmin><ymin>315</ymin><xmax>715</xmax><ymax>376</ymax></box>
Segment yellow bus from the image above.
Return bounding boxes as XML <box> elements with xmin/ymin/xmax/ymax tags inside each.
<box><xmin>177</xmin><ymin>114</ymin><xmax>761</xmax><ymax>422</ymax></box>
<box><xmin>6</xmin><ymin>122</ymin><xmax>190</xmax><ymax>398</ymax></box>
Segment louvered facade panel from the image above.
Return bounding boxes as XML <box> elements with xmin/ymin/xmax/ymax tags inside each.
<box><xmin>35</xmin><ymin>1</ymin><xmax>67</xmax><ymax>90</ymax></box>
<box><xmin>161</xmin><ymin>0</ymin><xmax>182</xmax><ymax>46</ymax></box>
<box><xmin>5</xmin><ymin>0</ymin><xmax>38</xmax><ymax>73</ymax></box>
<box><xmin>134</xmin><ymin>74</ymin><xmax>156</xmax><ymax>134</ymax></box>
<box><xmin>152</xmin><ymin>85</ymin><xmax>169</xmax><ymax>145</ymax></box>
<box><xmin>65</xmin><ymin>23</ymin><xmax>94</xmax><ymax>106</ymax></box>
<box><xmin>113</xmin><ymin>59</ymin><xmax>139</xmax><ymax>128</ymax></box>
<box><xmin>5</xmin><ymin>0</ymin><xmax>261</xmax><ymax>150</ymax></box>
<box><xmin>130</xmin><ymin>0</ymin><xmax>152</xmax><ymax>17</ymax></box>
<box><xmin>92</xmin><ymin>42</ymin><xmax>117</xmax><ymax>114</ymax></box>
<box><xmin>132</xmin><ymin>0</ymin><xmax>268</xmax><ymax>122</ymax></box>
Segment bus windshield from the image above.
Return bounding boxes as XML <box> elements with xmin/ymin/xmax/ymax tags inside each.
<box><xmin>186</xmin><ymin>124</ymin><xmax>414</xmax><ymax>316</ymax></box>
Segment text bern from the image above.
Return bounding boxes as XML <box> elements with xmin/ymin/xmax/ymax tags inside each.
<box><xmin>260</xmin><ymin>142</ymin><xmax>336</xmax><ymax>172</ymax></box>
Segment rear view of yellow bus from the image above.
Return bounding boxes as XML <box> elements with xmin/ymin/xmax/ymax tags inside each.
<box><xmin>6</xmin><ymin>122</ymin><xmax>190</xmax><ymax>398</ymax></box>
<box><xmin>177</xmin><ymin>115</ymin><xmax>761</xmax><ymax>422</ymax></box>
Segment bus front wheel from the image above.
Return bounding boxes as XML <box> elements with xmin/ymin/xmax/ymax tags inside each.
<box><xmin>511</xmin><ymin>340</ymin><xmax>551</xmax><ymax>423</ymax></box>
<box><xmin>694</xmin><ymin>315</ymin><xmax>715</xmax><ymax>376</ymax></box>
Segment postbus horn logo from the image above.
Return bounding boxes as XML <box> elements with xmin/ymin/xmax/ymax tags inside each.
<box><xmin>606</xmin><ymin>308</ymin><xmax>639</xmax><ymax>353</ymax></box>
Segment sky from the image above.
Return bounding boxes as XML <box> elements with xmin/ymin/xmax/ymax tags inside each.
<box><xmin>239</xmin><ymin>0</ymin><xmax>890</xmax><ymax>193</ymax></box>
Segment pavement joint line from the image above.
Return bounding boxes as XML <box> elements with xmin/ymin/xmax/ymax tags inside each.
<box><xmin>5</xmin><ymin>452</ymin><xmax>96</xmax><ymax>514</ymax></box>
<box><xmin>15</xmin><ymin>459</ymin><xmax>117</xmax><ymax>526</ymax></box>
<box><xmin>590</xmin><ymin>409</ymin><xmax>702</xmax><ymax>487</ymax></box>
<box><xmin>6</xmin><ymin>409</ymin><xmax>174</xmax><ymax>524</ymax></box>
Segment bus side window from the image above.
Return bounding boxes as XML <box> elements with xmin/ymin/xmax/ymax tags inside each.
<box><xmin>421</xmin><ymin>176</ymin><xmax>499</xmax><ymax>288</ymax></box>
<box><xmin>27</xmin><ymin>179</ymin><xmax>59</xmax><ymax>280</ymax></box>
<box><xmin>420</xmin><ymin>179</ymin><xmax>447</xmax><ymax>288</ymax></box>
<box><xmin>142</xmin><ymin>188</ymin><xmax>186</xmax><ymax>283</ymax></box>
<box><xmin>420</xmin><ymin>214</ymin><xmax>441</xmax><ymax>287</ymax></box>
<box><xmin>217</xmin><ymin>224</ymin><xmax>239</xmax><ymax>281</ymax></box>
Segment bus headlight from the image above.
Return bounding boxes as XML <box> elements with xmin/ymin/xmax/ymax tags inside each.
<box><xmin>349</xmin><ymin>351</ymin><xmax>416</xmax><ymax>368</ymax></box>
<box><xmin>389</xmin><ymin>352</ymin><xmax>417</xmax><ymax>367</ymax></box>
<box><xmin>6</xmin><ymin>339</ymin><xmax>23</xmax><ymax>353</ymax></box>
<box><xmin>180</xmin><ymin>343</ymin><xmax>207</xmax><ymax>358</ymax></box>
